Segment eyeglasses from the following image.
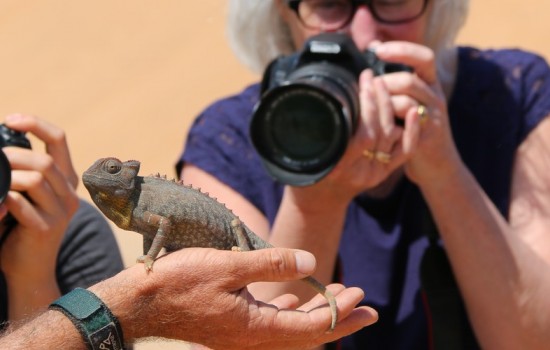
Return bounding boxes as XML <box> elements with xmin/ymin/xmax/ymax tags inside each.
<box><xmin>286</xmin><ymin>0</ymin><xmax>429</xmax><ymax>31</ymax></box>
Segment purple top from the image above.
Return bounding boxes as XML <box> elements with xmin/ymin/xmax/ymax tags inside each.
<box><xmin>178</xmin><ymin>47</ymin><xmax>550</xmax><ymax>349</ymax></box>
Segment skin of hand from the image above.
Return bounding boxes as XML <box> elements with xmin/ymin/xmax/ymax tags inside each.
<box><xmin>101</xmin><ymin>247</ymin><xmax>378</xmax><ymax>349</ymax></box>
<box><xmin>0</xmin><ymin>248</ymin><xmax>378</xmax><ymax>350</ymax></box>
<box><xmin>0</xmin><ymin>114</ymin><xmax>80</xmax><ymax>321</ymax></box>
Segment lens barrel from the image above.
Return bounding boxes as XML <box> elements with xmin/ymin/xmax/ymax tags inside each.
<box><xmin>251</xmin><ymin>62</ymin><xmax>359</xmax><ymax>186</ymax></box>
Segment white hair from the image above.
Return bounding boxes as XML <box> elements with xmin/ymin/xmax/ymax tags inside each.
<box><xmin>226</xmin><ymin>0</ymin><xmax>469</xmax><ymax>81</ymax></box>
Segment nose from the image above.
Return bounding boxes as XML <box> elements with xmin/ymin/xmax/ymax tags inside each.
<box><xmin>344</xmin><ymin>5</ymin><xmax>380</xmax><ymax>51</ymax></box>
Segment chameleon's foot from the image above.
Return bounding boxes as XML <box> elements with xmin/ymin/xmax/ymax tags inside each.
<box><xmin>137</xmin><ymin>255</ymin><xmax>155</xmax><ymax>272</ymax></box>
<box><xmin>231</xmin><ymin>246</ymin><xmax>242</xmax><ymax>252</ymax></box>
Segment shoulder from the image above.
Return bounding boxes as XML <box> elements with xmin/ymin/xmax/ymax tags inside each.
<box><xmin>451</xmin><ymin>47</ymin><xmax>550</xmax><ymax>209</ymax></box>
<box><xmin>183</xmin><ymin>83</ymin><xmax>261</xmax><ymax>159</ymax></box>
<box><xmin>194</xmin><ymin>83</ymin><xmax>261</xmax><ymax>127</ymax></box>
<box><xmin>458</xmin><ymin>46</ymin><xmax>550</xmax><ymax>82</ymax></box>
<box><xmin>473</xmin><ymin>48</ymin><xmax>550</xmax><ymax>131</ymax></box>
<box><xmin>184</xmin><ymin>83</ymin><xmax>261</xmax><ymax>153</ymax></box>
<box><xmin>456</xmin><ymin>46</ymin><xmax>550</xmax><ymax>108</ymax></box>
<box><xmin>459</xmin><ymin>46</ymin><xmax>548</xmax><ymax>66</ymax></box>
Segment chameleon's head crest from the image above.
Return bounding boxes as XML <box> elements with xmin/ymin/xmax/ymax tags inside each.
<box><xmin>82</xmin><ymin>157</ymin><xmax>142</xmax><ymax>230</ymax></box>
<box><xmin>82</xmin><ymin>157</ymin><xmax>141</xmax><ymax>193</ymax></box>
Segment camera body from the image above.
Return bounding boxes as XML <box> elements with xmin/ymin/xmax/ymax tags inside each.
<box><xmin>250</xmin><ymin>33</ymin><xmax>411</xmax><ymax>186</ymax></box>
<box><xmin>0</xmin><ymin>124</ymin><xmax>32</xmax><ymax>240</ymax></box>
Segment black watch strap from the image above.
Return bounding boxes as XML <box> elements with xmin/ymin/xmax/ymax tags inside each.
<box><xmin>50</xmin><ymin>288</ymin><xmax>125</xmax><ymax>350</ymax></box>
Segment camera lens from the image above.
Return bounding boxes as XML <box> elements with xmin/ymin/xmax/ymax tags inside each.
<box><xmin>253</xmin><ymin>84</ymin><xmax>346</xmax><ymax>173</ymax></box>
<box><xmin>251</xmin><ymin>63</ymin><xmax>358</xmax><ymax>186</ymax></box>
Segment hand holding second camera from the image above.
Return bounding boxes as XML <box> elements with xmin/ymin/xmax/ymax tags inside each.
<box><xmin>0</xmin><ymin>114</ymin><xmax>80</xmax><ymax>321</ymax></box>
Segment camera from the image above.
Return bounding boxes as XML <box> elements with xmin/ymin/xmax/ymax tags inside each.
<box><xmin>0</xmin><ymin>124</ymin><xmax>32</xmax><ymax>241</ymax></box>
<box><xmin>250</xmin><ymin>33</ymin><xmax>412</xmax><ymax>186</ymax></box>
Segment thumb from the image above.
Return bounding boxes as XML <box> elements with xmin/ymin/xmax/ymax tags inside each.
<box><xmin>232</xmin><ymin>248</ymin><xmax>317</xmax><ymax>285</ymax></box>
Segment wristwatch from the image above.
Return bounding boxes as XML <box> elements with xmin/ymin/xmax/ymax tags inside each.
<box><xmin>50</xmin><ymin>288</ymin><xmax>125</xmax><ymax>350</ymax></box>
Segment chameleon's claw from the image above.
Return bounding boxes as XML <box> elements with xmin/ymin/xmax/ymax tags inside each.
<box><xmin>231</xmin><ymin>246</ymin><xmax>242</xmax><ymax>252</ymax></box>
<box><xmin>137</xmin><ymin>255</ymin><xmax>155</xmax><ymax>272</ymax></box>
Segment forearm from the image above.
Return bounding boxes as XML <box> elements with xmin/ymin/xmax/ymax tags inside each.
<box><xmin>0</xmin><ymin>309</ymin><xmax>84</xmax><ymax>349</ymax></box>
<box><xmin>0</xmin><ymin>267</ymin><xmax>143</xmax><ymax>348</ymax></box>
<box><xmin>420</xmin><ymin>164</ymin><xmax>550</xmax><ymax>349</ymax></box>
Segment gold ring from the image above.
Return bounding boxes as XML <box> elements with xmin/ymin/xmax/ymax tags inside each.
<box><xmin>375</xmin><ymin>151</ymin><xmax>391</xmax><ymax>164</ymax></box>
<box><xmin>363</xmin><ymin>149</ymin><xmax>375</xmax><ymax>160</ymax></box>
<box><xmin>417</xmin><ymin>104</ymin><xmax>429</xmax><ymax>125</ymax></box>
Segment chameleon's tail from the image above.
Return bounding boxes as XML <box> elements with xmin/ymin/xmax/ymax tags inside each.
<box><xmin>302</xmin><ymin>276</ymin><xmax>338</xmax><ymax>332</ymax></box>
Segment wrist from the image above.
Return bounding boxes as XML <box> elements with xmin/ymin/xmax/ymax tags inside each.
<box><xmin>414</xmin><ymin>161</ymin><xmax>469</xmax><ymax>201</ymax></box>
<box><xmin>407</xmin><ymin>148</ymin><xmax>464</xmax><ymax>189</ymax></box>
<box><xmin>49</xmin><ymin>288</ymin><xmax>125</xmax><ymax>350</ymax></box>
<box><xmin>88</xmin><ymin>263</ymin><xmax>155</xmax><ymax>342</ymax></box>
<box><xmin>284</xmin><ymin>185</ymin><xmax>349</xmax><ymax>216</ymax></box>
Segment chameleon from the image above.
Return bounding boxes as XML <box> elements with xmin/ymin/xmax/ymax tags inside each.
<box><xmin>82</xmin><ymin>157</ymin><xmax>338</xmax><ymax>331</ymax></box>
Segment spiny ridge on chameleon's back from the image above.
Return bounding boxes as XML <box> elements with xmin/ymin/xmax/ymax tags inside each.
<box><xmin>145</xmin><ymin>172</ymin><xmax>239</xmax><ymax>218</ymax></box>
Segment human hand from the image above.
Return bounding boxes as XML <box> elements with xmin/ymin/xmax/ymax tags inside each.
<box><xmin>92</xmin><ymin>247</ymin><xmax>378</xmax><ymax>349</ymax></box>
<box><xmin>373</xmin><ymin>42</ymin><xmax>462</xmax><ymax>186</ymax></box>
<box><xmin>0</xmin><ymin>114</ymin><xmax>79</xmax><ymax>318</ymax></box>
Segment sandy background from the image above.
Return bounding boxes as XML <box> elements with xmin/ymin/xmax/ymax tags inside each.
<box><xmin>0</xmin><ymin>1</ymin><xmax>548</xmax><ymax>348</ymax></box>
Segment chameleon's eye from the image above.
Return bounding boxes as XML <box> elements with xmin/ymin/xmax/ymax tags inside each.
<box><xmin>104</xmin><ymin>159</ymin><xmax>122</xmax><ymax>174</ymax></box>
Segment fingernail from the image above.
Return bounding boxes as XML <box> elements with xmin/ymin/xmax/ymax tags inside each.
<box><xmin>295</xmin><ymin>251</ymin><xmax>316</xmax><ymax>276</ymax></box>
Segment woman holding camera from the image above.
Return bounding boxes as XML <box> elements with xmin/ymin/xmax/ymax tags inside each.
<box><xmin>178</xmin><ymin>1</ymin><xmax>550</xmax><ymax>348</ymax></box>
<box><xmin>0</xmin><ymin>114</ymin><xmax>124</xmax><ymax>326</ymax></box>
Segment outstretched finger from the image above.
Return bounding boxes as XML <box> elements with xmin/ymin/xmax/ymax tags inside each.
<box><xmin>4</xmin><ymin>148</ymin><xmax>77</xmax><ymax>201</ymax></box>
<box><xmin>402</xmin><ymin>105</ymin><xmax>422</xmax><ymax>155</ymax></box>
<box><xmin>297</xmin><ymin>283</ymin><xmax>346</xmax><ymax>312</ymax></box>
<box><xmin>357</xmin><ymin>69</ymin><xmax>381</xmax><ymax>151</ymax></box>
<box><xmin>252</xmin><ymin>288</ymin><xmax>378</xmax><ymax>348</ymax></box>
<box><xmin>300</xmin><ymin>285</ymin><xmax>370</xmax><ymax>326</ymax></box>
<box><xmin>316</xmin><ymin>306</ymin><xmax>378</xmax><ymax>343</ymax></box>
<box><xmin>374</xmin><ymin>41</ymin><xmax>437</xmax><ymax>85</ymax></box>
<box><xmin>268</xmin><ymin>293</ymin><xmax>301</xmax><ymax>310</ymax></box>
